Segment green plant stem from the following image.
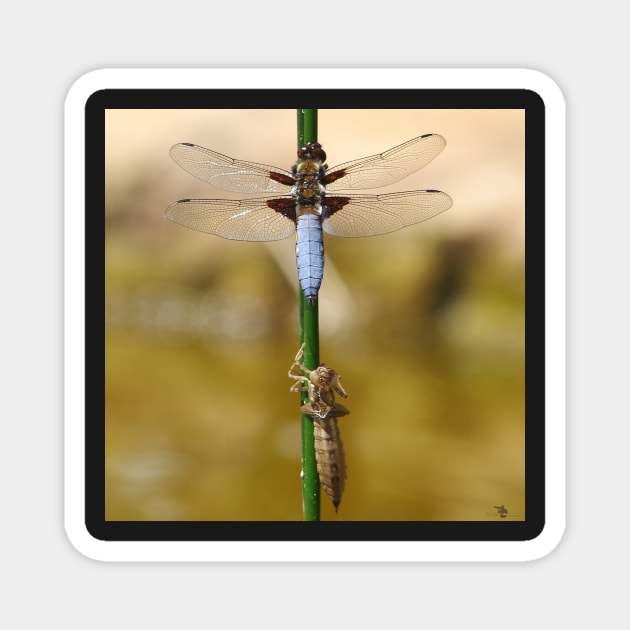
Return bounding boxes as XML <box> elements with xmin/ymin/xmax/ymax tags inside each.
<box><xmin>297</xmin><ymin>108</ymin><xmax>321</xmax><ymax>521</ymax></box>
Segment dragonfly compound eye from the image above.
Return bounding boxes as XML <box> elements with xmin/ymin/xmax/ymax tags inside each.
<box><xmin>313</xmin><ymin>367</ymin><xmax>338</xmax><ymax>388</ymax></box>
<box><xmin>298</xmin><ymin>142</ymin><xmax>326</xmax><ymax>163</ymax></box>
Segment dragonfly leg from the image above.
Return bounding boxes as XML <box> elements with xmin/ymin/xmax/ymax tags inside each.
<box><xmin>289</xmin><ymin>382</ymin><xmax>309</xmax><ymax>394</ymax></box>
<box><xmin>288</xmin><ymin>364</ymin><xmax>309</xmax><ymax>382</ymax></box>
<box><xmin>334</xmin><ymin>382</ymin><xmax>348</xmax><ymax>399</ymax></box>
<box><xmin>288</xmin><ymin>363</ymin><xmax>310</xmax><ymax>393</ymax></box>
<box><xmin>287</xmin><ymin>343</ymin><xmax>312</xmax><ymax>386</ymax></box>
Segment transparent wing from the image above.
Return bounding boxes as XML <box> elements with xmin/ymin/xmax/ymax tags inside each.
<box><xmin>169</xmin><ymin>143</ymin><xmax>294</xmax><ymax>194</ymax></box>
<box><xmin>322</xmin><ymin>190</ymin><xmax>452</xmax><ymax>238</ymax></box>
<box><xmin>165</xmin><ymin>196</ymin><xmax>296</xmax><ymax>241</ymax></box>
<box><xmin>324</xmin><ymin>134</ymin><xmax>446</xmax><ymax>191</ymax></box>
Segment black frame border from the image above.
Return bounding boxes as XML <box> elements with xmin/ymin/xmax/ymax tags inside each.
<box><xmin>88</xmin><ymin>88</ymin><xmax>545</xmax><ymax>542</ymax></box>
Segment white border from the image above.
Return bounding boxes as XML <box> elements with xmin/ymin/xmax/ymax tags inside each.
<box><xmin>64</xmin><ymin>68</ymin><xmax>565</xmax><ymax>562</ymax></box>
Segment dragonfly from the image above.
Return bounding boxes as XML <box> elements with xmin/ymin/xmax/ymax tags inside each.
<box><xmin>166</xmin><ymin>133</ymin><xmax>452</xmax><ymax>304</ymax></box>
<box><xmin>288</xmin><ymin>343</ymin><xmax>350</xmax><ymax>511</ymax></box>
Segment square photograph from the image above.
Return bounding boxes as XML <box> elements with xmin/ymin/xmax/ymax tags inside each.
<box><xmin>65</xmin><ymin>75</ymin><xmax>559</xmax><ymax>557</ymax></box>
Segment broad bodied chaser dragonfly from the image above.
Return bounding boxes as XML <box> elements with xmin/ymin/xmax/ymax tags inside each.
<box><xmin>166</xmin><ymin>134</ymin><xmax>452</xmax><ymax>304</ymax></box>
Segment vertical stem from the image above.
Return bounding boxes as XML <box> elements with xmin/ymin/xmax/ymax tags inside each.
<box><xmin>297</xmin><ymin>108</ymin><xmax>321</xmax><ymax>521</ymax></box>
<box><xmin>298</xmin><ymin>108</ymin><xmax>318</xmax><ymax>147</ymax></box>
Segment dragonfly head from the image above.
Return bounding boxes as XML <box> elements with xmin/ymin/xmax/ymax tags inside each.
<box><xmin>310</xmin><ymin>366</ymin><xmax>340</xmax><ymax>390</ymax></box>
<box><xmin>298</xmin><ymin>142</ymin><xmax>326</xmax><ymax>163</ymax></box>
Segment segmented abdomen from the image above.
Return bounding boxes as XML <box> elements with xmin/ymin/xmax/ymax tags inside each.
<box><xmin>313</xmin><ymin>416</ymin><xmax>346</xmax><ymax>511</ymax></box>
<box><xmin>295</xmin><ymin>210</ymin><xmax>324</xmax><ymax>304</ymax></box>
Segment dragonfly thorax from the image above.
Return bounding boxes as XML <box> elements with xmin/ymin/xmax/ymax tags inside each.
<box><xmin>294</xmin><ymin>147</ymin><xmax>327</xmax><ymax>206</ymax></box>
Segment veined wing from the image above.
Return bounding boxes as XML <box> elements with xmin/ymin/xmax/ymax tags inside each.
<box><xmin>324</xmin><ymin>134</ymin><xmax>446</xmax><ymax>191</ymax></box>
<box><xmin>165</xmin><ymin>196</ymin><xmax>296</xmax><ymax>241</ymax></box>
<box><xmin>322</xmin><ymin>190</ymin><xmax>452</xmax><ymax>238</ymax></box>
<box><xmin>169</xmin><ymin>143</ymin><xmax>295</xmax><ymax>194</ymax></box>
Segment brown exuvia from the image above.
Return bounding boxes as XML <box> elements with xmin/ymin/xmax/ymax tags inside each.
<box><xmin>288</xmin><ymin>344</ymin><xmax>350</xmax><ymax>511</ymax></box>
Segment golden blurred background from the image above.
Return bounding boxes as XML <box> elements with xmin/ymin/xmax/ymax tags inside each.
<box><xmin>105</xmin><ymin>108</ymin><xmax>525</xmax><ymax>521</ymax></box>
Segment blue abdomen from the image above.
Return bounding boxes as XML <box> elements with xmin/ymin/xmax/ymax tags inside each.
<box><xmin>295</xmin><ymin>211</ymin><xmax>324</xmax><ymax>304</ymax></box>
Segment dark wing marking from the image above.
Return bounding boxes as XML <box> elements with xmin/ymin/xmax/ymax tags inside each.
<box><xmin>165</xmin><ymin>196</ymin><xmax>296</xmax><ymax>241</ymax></box>
<box><xmin>323</xmin><ymin>134</ymin><xmax>446</xmax><ymax>191</ymax></box>
<box><xmin>169</xmin><ymin>143</ymin><xmax>294</xmax><ymax>194</ymax></box>
<box><xmin>322</xmin><ymin>190</ymin><xmax>452</xmax><ymax>238</ymax></box>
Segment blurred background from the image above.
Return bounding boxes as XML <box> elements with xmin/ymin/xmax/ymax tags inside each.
<box><xmin>105</xmin><ymin>108</ymin><xmax>524</xmax><ymax>521</ymax></box>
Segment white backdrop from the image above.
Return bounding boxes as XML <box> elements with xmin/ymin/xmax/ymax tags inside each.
<box><xmin>1</xmin><ymin>0</ymin><xmax>625</xmax><ymax>626</ymax></box>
